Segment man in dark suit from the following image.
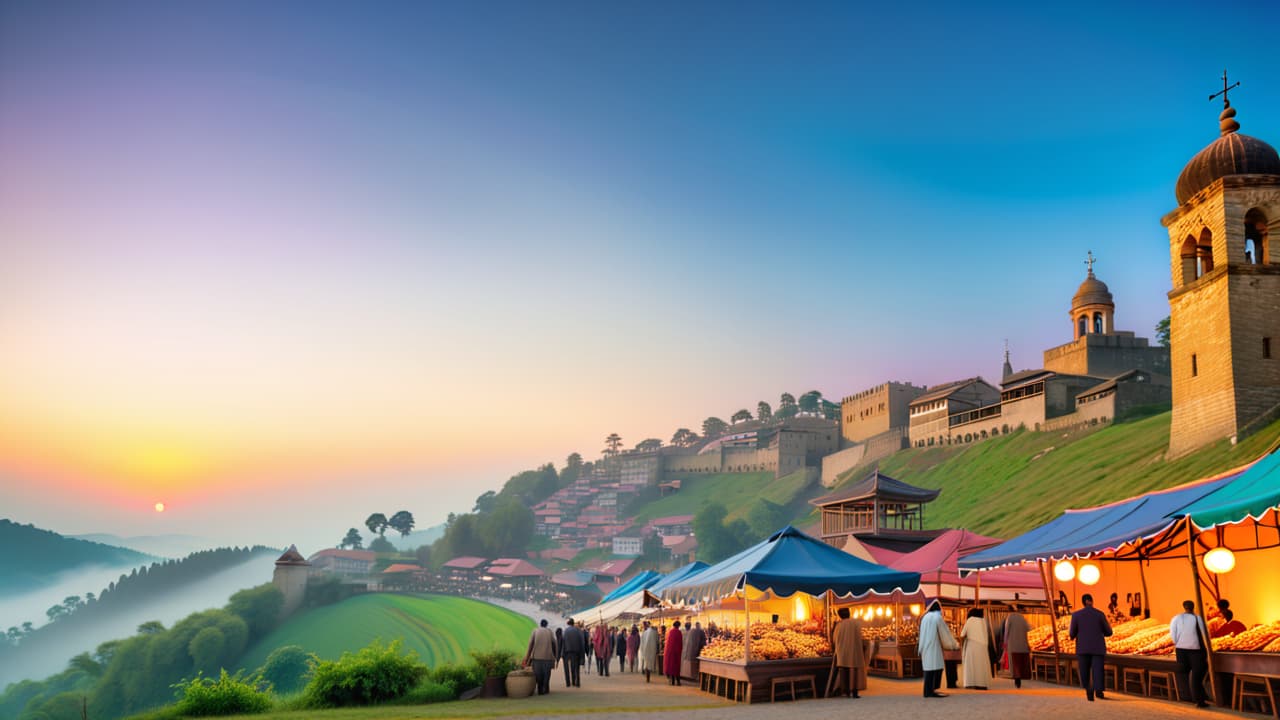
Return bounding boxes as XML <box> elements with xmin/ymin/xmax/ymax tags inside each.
<box><xmin>1068</xmin><ymin>593</ymin><xmax>1113</xmax><ymax>701</ymax></box>
<box><xmin>560</xmin><ymin>619</ymin><xmax>586</xmax><ymax>687</ymax></box>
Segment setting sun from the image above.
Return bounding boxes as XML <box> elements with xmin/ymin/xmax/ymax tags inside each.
<box><xmin>154</xmin><ymin>502</ymin><xmax>165</xmax><ymax>513</ymax></box>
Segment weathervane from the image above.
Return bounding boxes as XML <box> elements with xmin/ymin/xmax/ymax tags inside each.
<box><xmin>1210</xmin><ymin>69</ymin><xmax>1239</xmax><ymax>108</ymax></box>
<box><xmin>1085</xmin><ymin>250</ymin><xmax>1097</xmax><ymax>275</ymax></box>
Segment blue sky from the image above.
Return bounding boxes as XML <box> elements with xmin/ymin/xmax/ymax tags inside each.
<box><xmin>2</xmin><ymin>0</ymin><xmax>1279</xmax><ymax>544</ymax></box>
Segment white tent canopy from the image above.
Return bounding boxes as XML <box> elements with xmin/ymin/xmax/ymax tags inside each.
<box><xmin>569</xmin><ymin>589</ymin><xmax>654</xmax><ymax>627</ymax></box>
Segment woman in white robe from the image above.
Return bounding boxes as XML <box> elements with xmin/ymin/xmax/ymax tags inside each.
<box><xmin>960</xmin><ymin>607</ymin><xmax>993</xmax><ymax>689</ymax></box>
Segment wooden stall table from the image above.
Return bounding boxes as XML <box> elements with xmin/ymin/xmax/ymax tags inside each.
<box><xmin>697</xmin><ymin>656</ymin><xmax>832</xmax><ymax>704</ymax></box>
<box><xmin>1213</xmin><ymin>652</ymin><xmax>1280</xmax><ymax>718</ymax></box>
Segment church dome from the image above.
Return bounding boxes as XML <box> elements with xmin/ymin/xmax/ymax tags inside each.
<box><xmin>1072</xmin><ymin>273</ymin><xmax>1113</xmax><ymax>310</ymax></box>
<box><xmin>1175</xmin><ymin>104</ymin><xmax>1280</xmax><ymax>205</ymax></box>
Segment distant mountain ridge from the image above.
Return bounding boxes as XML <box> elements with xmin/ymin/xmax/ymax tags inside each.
<box><xmin>69</xmin><ymin>532</ymin><xmax>216</xmax><ymax>559</ymax></box>
<box><xmin>0</xmin><ymin>520</ymin><xmax>153</xmax><ymax>595</ymax></box>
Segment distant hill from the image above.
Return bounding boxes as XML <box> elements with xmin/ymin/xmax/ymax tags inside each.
<box><xmin>388</xmin><ymin>523</ymin><xmax>446</xmax><ymax>551</ymax></box>
<box><xmin>236</xmin><ymin>593</ymin><xmax>533</xmax><ymax>671</ymax></box>
<box><xmin>0</xmin><ymin>520</ymin><xmax>153</xmax><ymax>595</ymax></box>
<box><xmin>811</xmin><ymin>411</ymin><xmax>1280</xmax><ymax>539</ymax></box>
<box><xmin>68</xmin><ymin>532</ymin><xmax>216</xmax><ymax>559</ymax></box>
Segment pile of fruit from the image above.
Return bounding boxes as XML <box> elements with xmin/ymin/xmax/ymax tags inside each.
<box><xmin>1214</xmin><ymin>621</ymin><xmax>1280</xmax><ymax>652</ymax></box>
<box><xmin>1028</xmin><ymin>617</ymin><xmax>1071</xmax><ymax>651</ymax></box>
<box><xmin>698</xmin><ymin>621</ymin><xmax>832</xmax><ymax>662</ymax></box>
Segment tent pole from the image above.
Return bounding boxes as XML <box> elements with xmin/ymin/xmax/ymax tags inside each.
<box><xmin>1038</xmin><ymin>560</ymin><xmax>1064</xmax><ymax>684</ymax></box>
<box><xmin>975</xmin><ymin>571</ymin><xmax>982</xmax><ymax>604</ymax></box>
<box><xmin>1185</xmin><ymin>516</ymin><xmax>1220</xmax><ymax>706</ymax></box>
<box><xmin>743</xmin><ymin>591</ymin><xmax>752</xmax><ymax>663</ymax></box>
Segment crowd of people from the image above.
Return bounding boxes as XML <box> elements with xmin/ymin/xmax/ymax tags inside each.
<box><xmin>523</xmin><ymin>594</ymin><xmax>1236</xmax><ymax>710</ymax></box>
<box><xmin>522</xmin><ymin>618</ymin><xmax>710</xmax><ymax>694</ymax></box>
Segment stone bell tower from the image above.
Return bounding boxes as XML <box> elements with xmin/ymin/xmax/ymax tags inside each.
<box><xmin>1163</xmin><ymin>74</ymin><xmax>1280</xmax><ymax>457</ymax></box>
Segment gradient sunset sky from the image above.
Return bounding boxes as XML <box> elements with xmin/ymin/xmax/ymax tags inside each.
<box><xmin>3</xmin><ymin>0</ymin><xmax>1279</xmax><ymax>550</ymax></box>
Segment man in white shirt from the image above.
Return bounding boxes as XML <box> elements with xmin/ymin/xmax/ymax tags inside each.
<box><xmin>1169</xmin><ymin>600</ymin><xmax>1210</xmax><ymax>708</ymax></box>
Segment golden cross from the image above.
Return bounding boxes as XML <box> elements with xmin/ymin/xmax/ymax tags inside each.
<box><xmin>1209</xmin><ymin>69</ymin><xmax>1239</xmax><ymax>108</ymax></box>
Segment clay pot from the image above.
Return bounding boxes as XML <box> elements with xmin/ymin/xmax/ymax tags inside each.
<box><xmin>505</xmin><ymin>669</ymin><xmax>536</xmax><ymax>698</ymax></box>
<box><xmin>481</xmin><ymin>676</ymin><xmax>507</xmax><ymax>698</ymax></box>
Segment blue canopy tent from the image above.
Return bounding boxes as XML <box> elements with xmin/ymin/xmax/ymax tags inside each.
<box><xmin>659</xmin><ymin>525</ymin><xmax>920</xmax><ymax>605</ymax></box>
<box><xmin>599</xmin><ymin>570</ymin><xmax>662</xmax><ymax>604</ymax></box>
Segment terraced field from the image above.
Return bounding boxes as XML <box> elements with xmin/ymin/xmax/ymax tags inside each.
<box><xmin>237</xmin><ymin>593</ymin><xmax>533</xmax><ymax>671</ymax></box>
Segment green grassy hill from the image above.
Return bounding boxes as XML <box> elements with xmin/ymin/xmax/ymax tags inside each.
<box><xmin>631</xmin><ymin>469</ymin><xmax>813</xmax><ymax>525</ymax></box>
<box><xmin>237</xmin><ymin>593</ymin><xmax>533</xmax><ymax>671</ymax></box>
<box><xmin>814</xmin><ymin>411</ymin><xmax>1280</xmax><ymax>538</ymax></box>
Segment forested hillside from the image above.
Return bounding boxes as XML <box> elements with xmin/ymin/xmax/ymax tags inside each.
<box><xmin>0</xmin><ymin>521</ymin><xmax>152</xmax><ymax>595</ymax></box>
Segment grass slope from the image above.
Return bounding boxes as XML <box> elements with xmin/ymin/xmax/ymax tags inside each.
<box><xmin>237</xmin><ymin>593</ymin><xmax>533</xmax><ymax>671</ymax></box>
<box><xmin>631</xmin><ymin>469</ymin><xmax>813</xmax><ymax>526</ymax></box>
<box><xmin>816</xmin><ymin>411</ymin><xmax>1280</xmax><ymax>538</ymax></box>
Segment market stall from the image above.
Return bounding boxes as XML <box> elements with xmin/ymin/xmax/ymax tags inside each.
<box><xmin>658</xmin><ymin>525</ymin><xmax>920</xmax><ymax>703</ymax></box>
<box><xmin>960</xmin><ymin>449</ymin><xmax>1280</xmax><ymax>714</ymax></box>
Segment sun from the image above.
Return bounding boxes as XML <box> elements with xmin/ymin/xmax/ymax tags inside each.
<box><xmin>155</xmin><ymin>502</ymin><xmax>165</xmax><ymax>513</ymax></box>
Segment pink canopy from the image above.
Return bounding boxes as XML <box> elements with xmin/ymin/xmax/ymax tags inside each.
<box><xmin>888</xmin><ymin>529</ymin><xmax>1045</xmax><ymax>601</ymax></box>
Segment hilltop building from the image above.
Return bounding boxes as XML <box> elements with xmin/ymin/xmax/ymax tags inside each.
<box><xmin>307</xmin><ymin>548</ymin><xmax>377</xmax><ymax>580</ymax></box>
<box><xmin>1164</xmin><ymin>91</ymin><xmax>1280</xmax><ymax>456</ymax></box>
<box><xmin>812</xmin><ymin>471</ymin><xmax>943</xmax><ymax>552</ymax></box>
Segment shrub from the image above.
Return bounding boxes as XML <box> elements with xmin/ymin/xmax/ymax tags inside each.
<box><xmin>173</xmin><ymin>670</ymin><xmax>272</xmax><ymax>716</ymax></box>
<box><xmin>394</xmin><ymin>680</ymin><xmax>458</xmax><ymax>705</ymax></box>
<box><xmin>303</xmin><ymin>640</ymin><xmax>426</xmax><ymax>707</ymax></box>
<box><xmin>469</xmin><ymin>649</ymin><xmax>518</xmax><ymax>679</ymax></box>
<box><xmin>428</xmin><ymin>662</ymin><xmax>482</xmax><ymax>693</ymax></box>
<box><xmin>258</xmin><ymin>645</ymin><xmax>312</xmax><ymax>695</ymax></box>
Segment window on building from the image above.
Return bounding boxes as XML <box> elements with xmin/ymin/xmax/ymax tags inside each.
<box><xmin>1078</xmin><ymin>315</ymin><xmax>1088</xmax><ymax>338</ymax></box>
<box><xmin>1093</xmin><ymin>312</ymin><xmax>1104</xmax><ymax>335</ymax></box>
<box><xmin>1180</xmin><ymin>236</ymin><xmax>1198</xmax><ymax>284</ymax></box>
<box><xmin>1266</xmin><ymin>337</ymin><xmax>1272</xmax><ymax>360</ymax></box>
<box><xmin>1192</xmin><ymin>353</ymin><xmax>1198</xmax><ymax>377</ymax></box>
<box><xmin>1197</xmin><ymin>228</ymin><xmax>1215</xmax><ymax>277</ymax></box>
<box><xmin>1245</xmin><ymin>208</ymin><xmax>1268</xmax><ymax>265</ymax></box>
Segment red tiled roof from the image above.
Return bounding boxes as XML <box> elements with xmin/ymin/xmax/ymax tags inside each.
<box><xmin>488</xmin><ymin>558</ymin><xmax>544</xmax><ymax>577</ymax></box>
<box><xmin>651</xmin><ymin>514</ymin><xmax>695</xmax><ymax>526</ymax></box>
<box><xmin>308</xmin><ymin>549</ymin><xmax>377</xmax><ymax>562</ymax></box>
<box><xmin>382</xmin><ymin>563</ymin><xmax>421</xmax><ymax>573</ymax></box>
<box><xmin>442</xmin><ymin>556</ymin><xmax>489</xmax><ymax>569</ymax></box>
<box><xmin>276</xmin><ymin>545</ymin><xmax>309</xmax><ymax>565</ymax></box>
<box><xmin>662</xmin><ymin>534</ymin><xmax>688</xmax><ymax>548</ymax></box>
<box><xmin>584</xmin><ymin>558</ymin><xmax>636</xmax><ymax>577</ymax></box>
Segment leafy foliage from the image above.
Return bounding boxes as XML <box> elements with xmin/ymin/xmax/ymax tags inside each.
<box><xmin>339</xmin><ymin>528</ymin><xmax>363</xmax><ymax>549</ymax></box>
<box><xmin>172</xmin><ymin>670</ymin><xmax>272</xmax><ymax>717</ymax></box>
<box><xmin>702</xmin><ymin>416</ymin><xmax>728</xmax><ymax>438</ymax></box>
<box><xmin>257</xmin><ymin>645</ymin><xmax>312</xmax><ymax>695</ymax></box>
<box><xmin>692</xmin><ymin>503</ymin><xmax>755</xmax><ymax>564</ymax></box>
<box><xmin>302</xmin><ymin>640</ymin><xmax>426</xmax><ymax>707</ymax></box>
<box><xmin>1156</xmin><ymin>315</ymin><xmax>1171</xmax><ymax>347</ymax></box>
<box><xmin>469</xmin><ymin>649</ymin><xmax>518</xmax><ymax>679</ymax></box>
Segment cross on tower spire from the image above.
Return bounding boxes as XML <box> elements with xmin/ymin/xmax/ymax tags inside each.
<box><xmin>1209</xmin><ymin>69</ymin><xmax>1240</xmax><ymax>109</ymax></box>
<box><xmin>1085</xmin><ymin>250</ymin><xmax>1097</xmax><ymax>276</ymax></box>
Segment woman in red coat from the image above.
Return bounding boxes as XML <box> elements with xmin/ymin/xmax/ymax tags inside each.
<box><xmin>663</xmin><ymin>620</ymin><xmax>684</xmax><ymax>685</ymax></box>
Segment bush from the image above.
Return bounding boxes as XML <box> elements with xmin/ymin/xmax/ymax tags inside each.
<box><xmin>394</xmin><ymin>680</ymin><xmax>458</xmax><ymax>705</ymax></box>
<box><xmin>173</xmin><ymin>670</ymin><xmax>272</xmax><ymax>716</ymax></box>
<box><xmin>429</xmin><ymin>662</ymin><xmax>483</xmax><ymax>693</ymax></box>
<box><xmin>258</xmin><ymin>645</ymin><xmax>312</xmax><ymax>695</ymax></box>
<box><xmin>469</xmin><ymin>649</ymin><xmax>518</xmax><ymax>679</ymax></box>
<box><xmin>303</xmin><ymin>640</ymin><xmax>426</xmax><ymax>707</ymax></box>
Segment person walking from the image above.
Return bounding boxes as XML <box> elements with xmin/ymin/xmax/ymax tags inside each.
<box><xmin>1170</xmin><ymin>599</ymin><xmax>1211</xmax><ymax>708</ymax></box>
<box><xmin>682</xmin><ymin>620</ymin><xmax>707</xmax><ymax>683</ymax></box>
<box><xmin>524</xmin><ymin>619</ymin><xmax>558</xmax><ymax>696</ymax></box>
<box><xmin>830</xmin><ymin>607</ymin><xmax>867</xmax><ymax>698</ymax></box>
<box><xmin>592</xmin><ymin>624</ymin><xmax>611</xmax><ymax>676</ymax></box>
<box><xmin>627</xmin><ymin>625</ymin><xmax>640</xmax><ymax>672</ymax></box>
<box><xmin>615</xmin><ymin>627</ymin><xmax>628</xmax><ymax>673</ymax></box>
<box><xmin>1003</xmin><ymin>605</ymin><xmax>1032</xmax><ymax>689</ymax></box>
<box><xmin>639</xmin><ymin>620</ymin><xmax>660</xmax><ymax>683</ymax></box>
<box><xmin>664</xmin><ymin>620</ymin><xmax>684</xmax><ymax>686</ymax></box>
<box><xmin>918</xmin><ymin>600</ymin><xmax>958</xmax><ymax>698</ymax></box>
<box><xmin>584</xmin><ymin>629</ymin><xmax>593</xmax><ymax>674</ymax></box>
<box><xmin>1068</xmin><ymin>593</ymin><xmax>1113</xmax><ymax>701</ymax></box>
<box><xmin>656</xmin><ymin>624</ymin><xmax>667</xmax><ymax>677</ymax></box>
<box><xmin>560</xmin><ymin>619</ymin><xmax>585</xmax><ymax>688</ymax></box>
<box><xmin>960</xmin><ymin>607</ymin><xmax>992</xmax><ymax>690</ymax></box>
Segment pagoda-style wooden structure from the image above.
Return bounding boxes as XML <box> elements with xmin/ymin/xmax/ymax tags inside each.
<box><xmin>811</xmin><ymin>471</ymin><xmax>941</xmax><ymax>549</ymax></box>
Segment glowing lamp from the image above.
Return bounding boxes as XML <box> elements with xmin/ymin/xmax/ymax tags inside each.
<box><xmin>1078</xmin><ymin>562</ymin><xmax>1101</xmax><ymax>586</ymax></box>
<box><xmin>1204</xmin><ymin>547</ymin><xmax>1236</xmax><ymax>574</ymax></box>
<box><xmin>1053</xmin><ymin>560</ymin><xmax>1076</xmax><ymax>582</ymax></box>
<box><xmin>875</xmin><ymin>607</ymin><xmax>884</xmax><ymax>617</ymax></box>
<box><xmin>909</xmin><ymin>604</ymin><xmax>922</xmax><ymax>616</ymax></box>
<box><xmin>794</xmin><ymin>596</ymin><xmax>810</xmax><ymax>621</ymax></box>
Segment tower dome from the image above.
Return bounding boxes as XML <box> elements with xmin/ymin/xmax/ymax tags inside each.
<box><xmin>1072</xmin><ymin>272</ymin><xmax>1113</xmax><ymax>311</ymax></box>
<box><xmin>1175</xmin><ymin>104</ymin><xmax>1280</xmax><ymax>205</ymax></box>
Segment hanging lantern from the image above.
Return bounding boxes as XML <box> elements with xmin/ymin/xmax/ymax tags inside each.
<box><xmin>1204</xmin><ymin>547</ymin><xmax>1236</xmax><ymax>574</ymax></box>
<box><xmin>1054</xmin><ymin>559</ymin><xmax>1076</xmax><ymax>582</ymax></box>
<box><xmin>909</xmin><ymin>604</ymin><xmax>922</xmax><ymax>616</ymax></box>
<box><xmin>1078</xmin><ymin>562</ymin><xmax>1101</xmax><ymax>586</ymax></box>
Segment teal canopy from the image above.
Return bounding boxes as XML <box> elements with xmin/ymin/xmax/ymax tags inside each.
<box><xmin>659</xmin><ymin>525</ymin><xmax>920</xmax><ymax>603</ymax></box>
<box><xmin>1178</xmin><ymin>448</ymin><xmax>1280</xmax><ymax>528</ymax></box>
<box><xmin>600</xmin><ymin>570</ymin><xmax>662</xmax><ymax>603</ymax></box>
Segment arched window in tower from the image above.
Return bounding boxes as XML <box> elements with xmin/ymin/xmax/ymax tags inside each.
<box><xmin>1245</xmin><ymin>208</ymin><xmax>1268</xmax><ymax>265</ymax></box>
<box><xmin>1197</xmin><ymin>228</ymin><xmax>1215</xmax><ymax>277</ymax></box>
<box><xmin>1093</xmin><ymin>312</ymin><xmax>1104</xmax><ymax>335</ymax></box>
<box><xmin>1180</xmin><ymin>236</ymin><xmax>1199</xmax><ymax>285</ymax></box>
<box><xmin>1078</xmin><ymin>315</ymin><xmax>1088</xmax><ymax>338</ymax></box>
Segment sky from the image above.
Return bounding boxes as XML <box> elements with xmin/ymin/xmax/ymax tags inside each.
<box><xmin>3</xmin><ymin>0</ymin><xmax>1280</xmax><ymax>551</ymax></box>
